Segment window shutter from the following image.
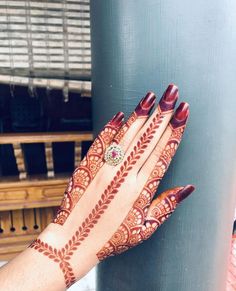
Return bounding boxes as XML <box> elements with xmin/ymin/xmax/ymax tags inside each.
<box><xmin>0</xmin><ymin>0</ymin><xmax>91</xmax><ymax>95</ymax></box>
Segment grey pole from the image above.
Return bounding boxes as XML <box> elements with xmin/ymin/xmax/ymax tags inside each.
<box><xmin>90</xmin><ymin>1</ymin><xmax>236</xmax><ymax>290</ymax></box>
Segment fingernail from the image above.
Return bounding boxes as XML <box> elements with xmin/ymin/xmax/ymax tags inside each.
<box><xmin>159</xmin><ymin>84</ymin><xmax>179</xmax><ymax>111</ymax></box>
<box><xmin>176</xmin><ymin>185</ymin><xmax>195</xmax><ymax>203</ymax></box>
<box><xmin>135</xmin><ymin>92</ymin><xmax>156</xmax><ymax>116</ymax></box>
<box><xmin>170</xmin><ymin>102</ymin><xmax>189</xmax><ymax>128</ymax></box>
<box><xmin>110</xmin><ymin>112</ymin><xmax>124</xmax><ymax>127</ymax></box>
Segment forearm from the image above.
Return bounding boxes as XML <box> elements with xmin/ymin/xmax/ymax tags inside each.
<box><xmin>0</xmin><ymin>246</ymin><xmax>65</xmax><ymax>291</ymax></box>
<box><xmin>0</xmin><ymin>224</ymin><xmax>96</xmax><ymax>291</ymax></box>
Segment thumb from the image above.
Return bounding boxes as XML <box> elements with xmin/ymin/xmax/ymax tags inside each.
<box><xmin>141</xmin><ymin>185</ymin><xmax>195</xmax><ymax>240</ymax></box>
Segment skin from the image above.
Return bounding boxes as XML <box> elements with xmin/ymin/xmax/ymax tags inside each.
<box><xmin>0</xmin><ymin>84</ymin><xmax>195</xmax><ymax>290</ymax></box>
<box><xmin>226</xmin><ymin>234</ymin><xmax>236</xmax><ymax>290</ymax></box>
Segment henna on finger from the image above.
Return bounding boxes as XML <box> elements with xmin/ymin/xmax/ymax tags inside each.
<box><xmin>137</xmin><ymin>102</ymin><xmax>190</xmax><ymax>188</ymax></box>
<box><xmin>97</xmin><ymin>186</ymin><xmax>194</xmax><ymax>260</ymax></box>
<box><xmin>159</xmin><ymin>83</ymin><xmax>179</xmax><ymax>112</ymax></box>
<box><xmin>123</xmin><ymin>85</ymin><xmax>179</xmax><ymax>172</ymax></box>
<box><xmin>53</xmin><ymin>112</ymin><xmax>124</xmax><ymax>225</ymax></box>
<box><xmin>113</xmin><ymin>92</ymin><xmax>156</xmax><ymax>146</ymax></box>
<box><xmin>140</xmin><ymin>186</ymin><xmax>194</xmax><ymax>240</ymax></box>
<box><xmin>114</xmin><ymin>84</ymin><xmax>179</xmax><ymax>149</ymax></box>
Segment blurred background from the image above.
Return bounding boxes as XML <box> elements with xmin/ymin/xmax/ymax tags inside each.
<box><xmin>0</xmin><ymin>1</ymin><xmax>94</xmax><ymax>290</ymax></box>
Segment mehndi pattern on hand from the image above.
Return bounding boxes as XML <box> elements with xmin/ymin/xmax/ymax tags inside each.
<box><xmin>29</xmin><ymin>84</ymin><xmax>195</xmax><ymax>289</ymax></box>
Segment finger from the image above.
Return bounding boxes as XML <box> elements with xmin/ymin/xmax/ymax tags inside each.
<box><xmin>140</xmin><ymin>185</ymin><xmax>195</xmax><ymax>240</ymax></box>
<box><xmin>86</xmin><ymin>111</ymin><xmax>124</xmax><ymax>161</ymax></box>
<box><xmin>122</xmin><ymin>84</ymin><xmax>179</xmax><ymax>173</ymax></box>
<box><xmin>53</xmin><ymin>112</ymin><xmax>124</xmax><ymax>225</ymax></box>
<box><xmin>137</xmin><ymin>102</ymin><xmax>189</xmax><ymax>195</ymax></box>
<box><xmin>113</xmin><ymin>92</ymin><xmax>156</xmax><ymax>152</ymax></box>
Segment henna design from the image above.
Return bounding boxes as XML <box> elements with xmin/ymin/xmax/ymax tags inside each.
<box><xmin>159</xmin><ymin>83</ymin><xmax>179</xmax><ymax>112</ymax></box>
<box><xmin>170</xmin><ymin>102</ymin><xmax>189</xmax><ymax>128</ymax></box>
<box><xmin>53</xmin><ymin>112</ymin><xmax>124</xmax><ymax>225</ymax></box>
<box><xmin>29</xmin><ymin>239</ymin><xmax>76</xmax><ymax>287</ymax></box>
<box><xmin>140</xmin><ymin>189</ymin><xmax>181</xmax><ymax>240</ymax></box>
<box><xmin>114</xmin><ymin>92</ymin><xmax>156</xmax><ymax>144</ymax></box>
<box><xmin>30</xmin><ymin>108</ymin><xmax>168</xmax><ymax>287</ymax></box>
<box><xmin>135</xmin><ymin>92</ymin><xmax>156</xmax><ymax>117</ymax></box>
<box><xmin>113</xmin><ymin>112</ymin><xmax>138</xmax><ymax>144</ymax></box>
<box><xmin>97</xmin><ymin>123</ymin><xmax>189</xmax><ymax>260</ymax></box>
<box><xmin>113</xmin><ymin>84</ymin><xmax>178</xmax><ymax>145</ymax></box>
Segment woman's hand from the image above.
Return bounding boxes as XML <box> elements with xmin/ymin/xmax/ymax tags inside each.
<box><xmin>30</xmin><ymin>84</ymin><xmax>194</xmax><ymax>288</ymax></box>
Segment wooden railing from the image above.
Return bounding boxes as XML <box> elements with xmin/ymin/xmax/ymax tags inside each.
<box><xmin>0</xmin><ymin>131</ymin><xmax>93</xmax><ymax>260</ymax></box>
<box><xmin>0</xmin><ymin>132</ymin><xmax>93</xmax><ymax>179</ymax></box>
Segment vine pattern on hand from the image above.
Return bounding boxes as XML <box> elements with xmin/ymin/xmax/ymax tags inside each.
<box><xmin>97</xmin><ymin>125</ymin><xmax>186</xmax><ymax>260</ymax></box>
<box><xmin>53</xmin><ymin>122</ymin><xmax>120</xmax><ymax>225</ymax></box>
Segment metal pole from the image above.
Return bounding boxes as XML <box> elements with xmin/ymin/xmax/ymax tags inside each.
<box><xmin>90</xmin><ymin>1</ymin><xmax>236</xmax><ymax>290</ymax></box>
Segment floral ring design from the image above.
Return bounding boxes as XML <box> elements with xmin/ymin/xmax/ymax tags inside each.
<box><xmin>104</xmin><ymin>144</ymin><xmax>125</xmax><ymax>166</ymax></box>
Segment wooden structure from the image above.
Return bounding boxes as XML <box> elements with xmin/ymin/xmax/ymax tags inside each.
<box><xmin>0</xmin><ymin>132</ymin><xmax>93</xmax><ymax>260</ymax></box>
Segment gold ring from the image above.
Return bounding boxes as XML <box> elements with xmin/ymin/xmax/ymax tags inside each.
<box><xmin>104</xmin><ymin>144</ymin><xmax>125</xmax><ymax>166</ymax></box>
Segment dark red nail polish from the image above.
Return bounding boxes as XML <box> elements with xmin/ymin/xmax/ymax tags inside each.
<box><xmin>135</xmin><ymin>92</ymin><xmax>156</xmax><ymax>116</ymax></box>
<box><xmin>176</xmin><ymin>185</ymin><xmax>195</xmax><ymax>203</ymax></box>
<box><xmin>170</xmin><ymin>102</ymin><xmax>189</xmax><ymax>128</ymax></box>
<box><xmin>159</xmin><ymin>84</ymin><xmax>179</xmax><ymax>111</ymax></box>
<box><xmin>110</xmin><ymin>112</ymin><xmax>124</xmax><ymax>127</ymax></box>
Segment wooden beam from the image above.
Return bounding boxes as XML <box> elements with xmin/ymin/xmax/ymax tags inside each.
<box><xmin>74</xmin><ymin>141</ymin><xmax>82</xmax><ymax>168</ymax></box>
<box><xmin>0</xmin><ymin>132</ymin><xmax>93</xmax><ymax>144</ymax></box>
<box><xmin>45</xmin><ymin>142</ymin><xmax>55</xmax><ymax>178</ymax></box>
<box><xmin>0</xmin><ymin>177</ymin><xmax>68</xmax><ymax>211</ymax></box>
<box><xmin>12</xmin><ymin>143</ymin><xmax>27</xmax><ymax>180</ymax></box>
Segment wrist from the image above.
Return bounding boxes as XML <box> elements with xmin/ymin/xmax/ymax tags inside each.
<box><xmin>31</xmin><ymin>223</ymin><xmax>98</xmax><ymax>288</ymax></box>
